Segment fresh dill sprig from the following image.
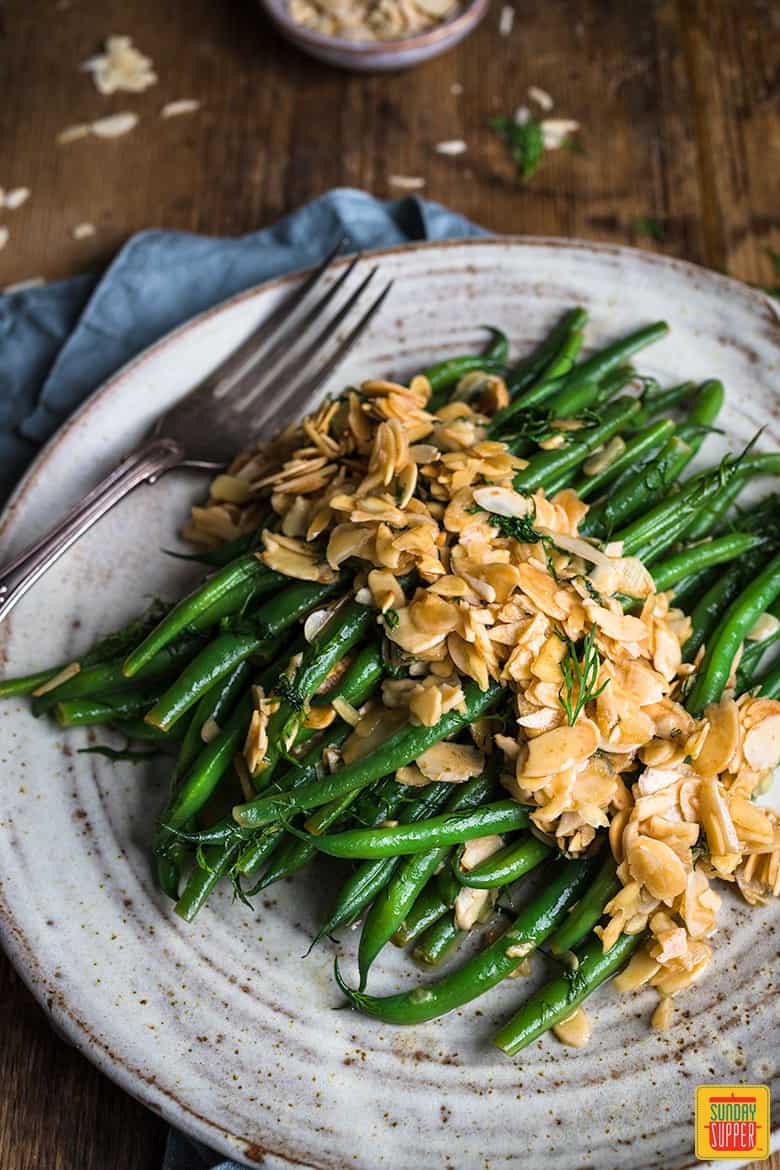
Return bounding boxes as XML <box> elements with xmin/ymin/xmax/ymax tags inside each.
<box><xmin>77</xmin><ymin>744</ymin><xmax>163</xmax><ymax>764</ymax></box>
<box><xmin>564</xmin><ymin>964</ymin><xmax>590</xmax><ymax>999</ymax></box>
<box><xmin>632</xmin><ymin>216</ymin><xmax>666</xmax><ymax>243</ymax></box>
<box><xmin>276</xmin><ymin>673</ymin><xmax>305</xmax><ymax>711</ymax></box>
<box><xmin>557</xmin><ymin>625</ymin><xmax>609</xmax><ymax>725</ymax></box>
<box><xmin>489</xmin><ymin>114</ymin><xmax>545</xmax><ymax>181</ymax></box>
<box><xmin>486</xmin><ymin>498</ymin><xmax>563</xmax><ymax>583</ymax></box>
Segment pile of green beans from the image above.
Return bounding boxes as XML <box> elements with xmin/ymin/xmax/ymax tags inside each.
<box><xmin>1</xmin><ymin>311</ymin><xmax>778</xmax><ymax>1063</ymax></box>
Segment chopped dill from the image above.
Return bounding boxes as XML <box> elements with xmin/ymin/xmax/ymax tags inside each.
<box><xmin>277</xmin><ymin>673</ymin><xmax>305</xmax><ymax>711</ymax></box>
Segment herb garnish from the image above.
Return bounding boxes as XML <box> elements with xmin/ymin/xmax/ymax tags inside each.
<box><xmin>277</xmin><ymin>673</ymin><xmax>305</xmax><ymax>711</ymax></box>
<box><xmin>489</xmin><ymin>114</ymin><xmax>545</xmax><ymax>181</ymax></box>
<box><xmin>557</xmin><ymin>626</ymin><xmax>609</xmax><ymax>726</ymax></box>
<box><xmin>632</xmin><ymin>216</ymin><xmax>666</xmax><ymax>243</ymax></box>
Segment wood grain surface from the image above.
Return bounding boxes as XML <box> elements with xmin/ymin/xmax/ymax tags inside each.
<box><xmin>0</xmin><ymin>0</ymin><xmax>778</xmax><ymax>1167</ymax></box>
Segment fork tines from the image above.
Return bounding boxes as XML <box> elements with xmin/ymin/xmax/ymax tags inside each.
<box><xmin>212</xmin><ymin>240</ymin><xmax>393</xmax><ymax>440</ymax></box>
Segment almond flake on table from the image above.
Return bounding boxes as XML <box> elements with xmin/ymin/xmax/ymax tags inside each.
<box><xmin>528</xmin><ymin>85</ymin><xmax>554</xmax><ymax>111</ymax></box>
<box><xmin>388</xmin><ymin>175</ymin><xmax>426</xmax><ymax>190</ymax></box>
<box><xmin>450</xmin><ymin>82</ymin><xmax>463</xmax><ymax>96</ymax></box>
<box><xmin>72</xmin><ymin>222</ymin><xmax>96</xmax><ymax>239</ymax></box>
<box><xmin>82</xmin><ymin>35</ymin><xmax>157</xmax><ymax>95</ymax></box>
<box><xmin>90</xmin><ymin>112</ymin><xmax>140</xmax><ymax>139</ymax></box>
<box><xmin>3</xmin><ymin>187</ymin><xmax>31</xmax><ymax>210</ymax></box>
<box><xmin>3</xmin><ymin>277</ymin><xmax>46</xmax><ymax>294</ymax></box>
<box><xmin>0</xmin><ymin>226</ymin><xmax>8</xmax><ymax>252</ymax></box>
<box><xmin>541</xmin><ymin>118</ymin><xmax>580</xmax><ymax>149</ymax></box>
<box><xmin>161</xmin><ymin>99</ymin><xmax>201</xmax><ymax>118</ymax></box>
<box><xmin>57</xmin><ymin>124</ymin><xmax>91</xmax><ymax>145</ymax></box>
<box><xmin>499</xmin><ymin>4</ymin><xmax>514</xmax><ymax>35</ymax></box>
<box><xmin>435</xmin><ymin>140</ymin><xmax>467</xmax><ymax>156</ymax></box>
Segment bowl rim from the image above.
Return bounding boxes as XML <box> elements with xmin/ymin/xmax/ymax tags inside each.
<box><xmin>259</xmin><ymin>0</ymin><xmax>488</xmax><ymax>55</ymax></box>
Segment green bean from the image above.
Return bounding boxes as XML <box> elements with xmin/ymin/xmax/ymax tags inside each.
<box><xmin>160</xmin><ymin>647</ymin><xmax>293</xmax><ymax>832</ymax></box>
<box><xmin>512</xmin><ymin>398</ymin><xmax>641</xmax><ymax>492</ymax></box>
<box><xmin>174</xmin><ymin>662</ymin><xmax>251</xmax><ymax>780</ymax></box>
<box><xmin>497</xmin><ymin>308</ymin><xmax>588</xmax><ymax>410</ymax></box>
<box><xmin>424</xmin><ymin>326</ymin><xmax>509</xmax><ymax>408</ymax></box>
<box><xmin>573</xmin><ymin>419</ymin><xmax>675</xmax><ymax>501</ymax></box>
<box><xmin>233</xmin><ymin>727</ymin><xmax>357</xmax><ymax>885</ymax></box>
<box><xmin>144</xmin><ymin>621</ymin><xmax>292</xmax><ymax>731</ymax></box>
<box><xmin>357</xmin><ymin>771</ymin><xmax>497</xmax><ymax>988</ymax></box>
<box><xmin>616</xmin><ymin>465</ymin><xmax>734</xmax><ymax>559</ymax></box>
<box><xmin>335</xmin><ymin>857</ymin><xmax>596</xmax><ymax>1024</ymax></box>
<box><xmin>650</xmin><ymin>532</ymin><xmax>765</xmax><ymax>594</ymax></box>
<box><xmin>687</xmin><ymin>553</ymin><xmax>780</xmax><ymax>715</ymax></box>
<box><xmin>142</xmin><ymin>634</ymin><xmax>270</xmax><ymax>731</ymax></box>
<box><xmin>117</xmin><ymin>717</ymin><xmax>183</xmax><ymax>744</ymax></box>
<box><xmin>586</xmin><ymin>380</ymin><xmax>723</xmax><ymax>537</ymax></box>
<box><xmin>630</xmin><ymin>380</ymin><xmax>696</xmax><ymax>427</ymax></box>
<box><xmin>582</xmin><ymin>436</ymin><xmax>693</xmax><ymax>537</ymax></box>
<box><xmin>684</xmin><ymin>454</ymin><xmax>780</xmax><ymax>541</ymax></box>
<box><xmin>123</xmin><ymin>555</ymin><xmax>280</xmax><ymax>677</ymax></box>
<box><xmin>54</xmin><ymin>688</ymin><xmax>163</xmax><ymax>728</ymax></box>
<box><xmin>547</xmin><ymin>853</ymin><xmax>620</xmax><ymax>956</ymax></box>
<box><xmin>233</xmin><ymin>644</ymin><xmax>387</xmax><ymax>879</ymax></box>
<box><xmin>0</xmin><ymin>601</ymin><xmax>173</xmax><ymax>700</ymax></box>
<box><xmin>296</xmin><ymin>800</ymin><xmax>530</xmax><ymax>860</ymax></box>
<box><xmin>315</xmin><ymin>783</ymin><xmax>453</xmax><ymax>940</ymax></box>
<box><xmin>413</xmin><ymin>913</ymin><xmax>464</xmax><ymax>966</ymax></box>
<box><xmin>501</xmin><ymin>329</ymin><xmax>586</xmax><ymax>422</ymax></box>
<box><xmin>31</xmin><ymin>634</ymin><xmax>208</xmax><ymax>717</ymax></box>
<box><xmin>451</xmin><ymin>833</ymin><xmax>552</xmax><ymax>889</ymax></box>
<box><xmin>493</xmin><ymin>930</ymin><xmax>644</xmax><ymax>1055</ymax></box>
<box><xmin>0</xmin><ymin>665</ymin><xmax>70</xmax><ymax>700</ymax></box>
<box><xmin>174</xmin><ymin>841</ymin><xmax>242</xmax><ymax>923</ymax></box>
<box><xmin>736</xmin><ymin>598</ymin><xmax>780</xmax><ymax>687</ymax></box>
<box><xmin>392</xmin><ymin>872</ymin><xmax>459</xmax><ymax>947</ymax></box>
<box><xmin>554</xmin><ymin>321</ymin><xmax>668</xmax><ymax>399</ymax></box>
<box><xmin>669</xmin><ymin>566</ymin><xmax>721</xmax><ymax>611</ymax></box>
<box><xmin>157</xmin><ymin>846</ymin><xmax>188</xmax><ymax>900</ymax></box>
<box><xmin>682</xmin><ymin>564</ymin><xmax>747</xmax><ymax>663</ymax></box>
<box><xmin>241</xmin><ymin>772</ymin><xmax>405</xmax><ymax>891</ymax></box>
<box><xmin>248</xmin><ymin>578</ymin><xmax>345</xmax><ymax>641</ymax></box>
<box><xmin>755</xmin><ymin>659</ymin><xmax>780</xmax><ymax>700</ymax></box>
<box><xmin>232</xmin><ymin>680</ymin><xmax>502</xmax><ymax>829</ymax></box>
<box><xmin>256</xmin><ymin>601</ymin><xmax>375</xmax><ymax>786</ymax></box>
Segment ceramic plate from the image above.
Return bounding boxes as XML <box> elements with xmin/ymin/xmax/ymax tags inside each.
<box><xmin>0</xmin><ymin>239</ymin><xmax>778</xmax><ymax>1170</ymax></box>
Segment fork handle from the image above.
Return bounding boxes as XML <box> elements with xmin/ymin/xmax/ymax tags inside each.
<box><xmin>0</xmin><ymin>437</ymin><xmax>185</xmax><ymax>625</ymax></box>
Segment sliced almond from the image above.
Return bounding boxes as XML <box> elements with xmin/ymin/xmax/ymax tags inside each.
<box><xmin>518</xmin><ymin>718</ymin><xmax>599</xmax><ymax>778</ymax></box>
<box><xmin>693</xmin><ymin>698</ymin><xmax>740</xmax><ymax>776</ymax></box>
<box><xmin>743</xmin><ymin>713</ymin><xmax>780</xmax><ymax>771</ymax></box>
<box><xmin>416</xmin><ymin>741</ymin><xmax>484</xmax><ymax>784</ymax></box>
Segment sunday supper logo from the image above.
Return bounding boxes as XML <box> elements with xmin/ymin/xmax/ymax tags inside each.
<box><xmin>695</xmin><ymin>1085</ymin><xmax>770</xmax><ymax>1160</ymax></box>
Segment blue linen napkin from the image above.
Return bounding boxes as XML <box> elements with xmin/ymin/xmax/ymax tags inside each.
<box><xmin>0</xmin><ymin>188</ymin><xmax>485</xmax><ymax>1169</ymax></box>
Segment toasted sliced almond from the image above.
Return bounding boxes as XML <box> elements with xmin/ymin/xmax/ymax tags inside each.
<box><xmin>693</xmin><ymin>698</ymin><xmax>740</xmax><ymax>776</ymax></box>
<box><xmin>518</xmin><ymin>719</ymin><xmax>599</xmax><ymax>778</ymax></box>
<box><xmin>743</xmin><ymin>713</ymin><xmax>780</xmax><ymax>771</ymax></box>
<box><xmin>416</xmin><ymin>741</ymin><xmax>484</xmax><ymax>784</ymax></box>
<box><xmin>553</xmin><ymin>1007</ymin><xmax>591</xmax><ymax>1047</ymax></box>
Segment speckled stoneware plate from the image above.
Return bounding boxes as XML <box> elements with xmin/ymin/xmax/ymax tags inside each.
<box><xmin>0</xmin><ymin>239</ymin><xmax>778</xmax><ymax>1170</ymax></box>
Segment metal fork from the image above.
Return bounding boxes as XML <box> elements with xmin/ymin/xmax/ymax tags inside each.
<box><xmin>0</xmin><ymin>240</ymin><xmax>392</xmax><ymax>624</ymax></box>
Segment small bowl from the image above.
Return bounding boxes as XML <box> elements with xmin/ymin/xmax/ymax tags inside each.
<box><xmin>259</xmin><ymin>0</ymin><xmax>488</xmax><ymax>71</ymax></box>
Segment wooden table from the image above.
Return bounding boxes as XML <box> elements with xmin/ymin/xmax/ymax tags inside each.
<box><xmin>1</xmin><ymin>1</ymin><xmax>778</xmax><ymax>1167</ymax></box>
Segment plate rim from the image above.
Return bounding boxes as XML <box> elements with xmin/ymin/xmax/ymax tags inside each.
<box><xmin>0</xmin><ymin>235</ymin><xmax>777</xmax><ymax>1170</ymax></box>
